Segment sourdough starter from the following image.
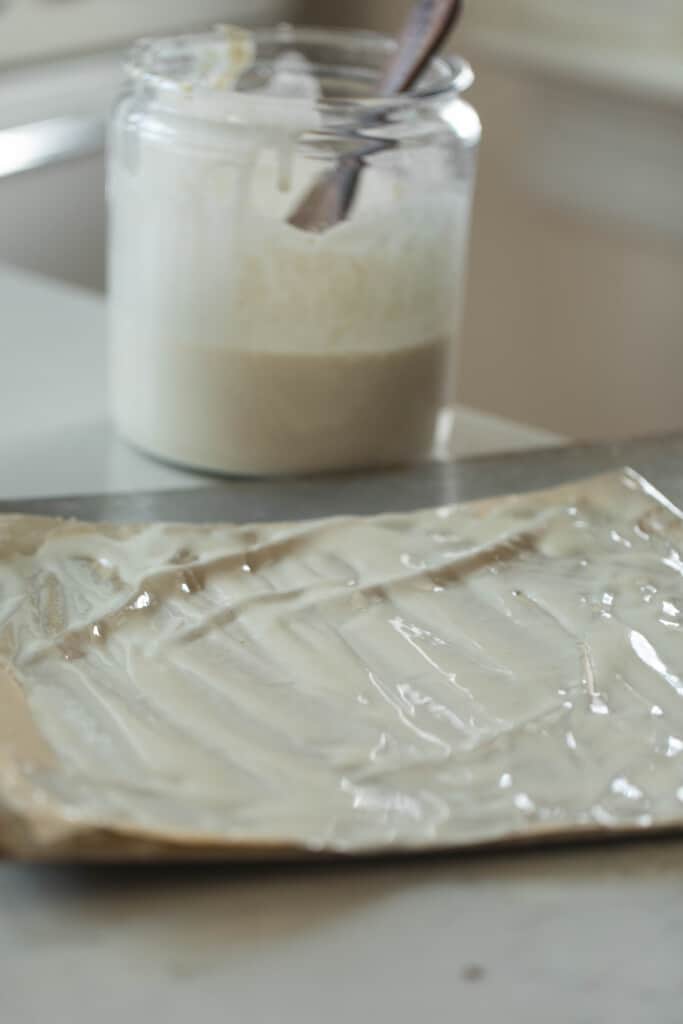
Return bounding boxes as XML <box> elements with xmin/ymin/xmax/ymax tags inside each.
<box><xmin>108</xmin><ymin>49</ymin><xmax>471</xmax><ymax>474</ymax></box>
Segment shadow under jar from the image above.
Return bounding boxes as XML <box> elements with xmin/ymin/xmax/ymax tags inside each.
<box><xmin>108</xmin><ymin>25</ymin><xmax>480</xmax><ymax>475</ymax></box>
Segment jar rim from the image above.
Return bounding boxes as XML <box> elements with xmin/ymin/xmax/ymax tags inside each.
<box><xmin>125</xmin><ymin>23</ymin><xmax>474</xmax><ymax>117</ymax></box>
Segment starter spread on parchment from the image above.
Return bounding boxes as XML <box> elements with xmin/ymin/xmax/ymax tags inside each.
<box><xmin>1</xmin><ymin>470</ymin><xmax>682</xmax><ymax>860</ymax></box>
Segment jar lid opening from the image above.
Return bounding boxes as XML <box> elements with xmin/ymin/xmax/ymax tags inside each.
<box><xmin>126</xmin><ymin>24</ymin><xmax>473</xmax><ymax>116</ymax></box>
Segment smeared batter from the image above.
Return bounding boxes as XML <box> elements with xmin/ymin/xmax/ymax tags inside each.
<box><xmin>1</xmin><ymin>470</ymin><xmax>682</xmax><ymax>859</ymax></box>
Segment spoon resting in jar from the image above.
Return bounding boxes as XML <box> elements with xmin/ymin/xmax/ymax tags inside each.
<box><xmin>287</xmin><ymin>0</ymin><xmax>464</xmax><ymax>233</ymax></box>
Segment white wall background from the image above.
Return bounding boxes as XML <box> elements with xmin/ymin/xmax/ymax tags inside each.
<box><xmin>0</xmin><ymin>0</ymin><xmax>296</xmax><ymax>66</ymax></box>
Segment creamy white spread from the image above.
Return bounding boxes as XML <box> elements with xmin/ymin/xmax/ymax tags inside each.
<box><xmin>1</xmin><ymin>469</ymin><xmax>682</xmax><ymax>859</ymax></box>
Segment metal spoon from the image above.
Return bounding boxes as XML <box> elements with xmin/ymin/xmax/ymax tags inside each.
<box><xmin>287</xmin><ymin>0</ymin><xmax>464</xmax><ymax>233</ymax></box>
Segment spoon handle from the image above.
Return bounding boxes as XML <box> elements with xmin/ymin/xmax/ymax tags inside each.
<box><xmin>287</xmin><ymin>0</ymin><xmax>463</xmax><ymax>233</ymax></box>
<box><xmin>380</xmin><ymin>0</ymin><xmax>463</xmax><ymax>96</ymax></box>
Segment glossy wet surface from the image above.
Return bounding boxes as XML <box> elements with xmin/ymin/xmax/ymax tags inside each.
<box><xmin>1</xmin><ymin>469</ymin><xmax>682</xmax><ymax>858</ymax></box>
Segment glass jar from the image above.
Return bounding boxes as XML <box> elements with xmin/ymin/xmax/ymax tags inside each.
<box><xmin>108</xmin><ymin>25</ymin><xmax>480</xmax><ymax>476</ymax></box>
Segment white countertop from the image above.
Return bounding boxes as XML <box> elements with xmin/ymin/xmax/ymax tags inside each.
<box><xmin>2</xmin><ymin>263</ymin><xmax>681</xmax><ymax>1024</ymax></box>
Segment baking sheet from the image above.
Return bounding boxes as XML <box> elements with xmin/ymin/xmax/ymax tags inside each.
<box><xmin>1</xmin><ymin>467</ymin><xmax>682</xmax><ymax>861</ymax></box>
<box><xmin>1</xmin><ymin>431</ymin><xmax>682</xmax><ymax>526</ymax></box>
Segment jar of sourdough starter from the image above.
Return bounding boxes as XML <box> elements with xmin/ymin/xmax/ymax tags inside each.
<box><xmin>108</xmin><ymin>25</ymin><xmax>480</xmax><ymax>475</ymax></box>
